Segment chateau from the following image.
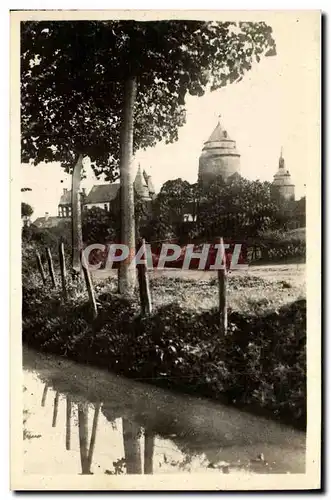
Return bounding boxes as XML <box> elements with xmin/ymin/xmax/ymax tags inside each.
<box><xmin>34</xmin><ymin>119</ymin><xmax>304</xmax><ymax>229</ymax></box>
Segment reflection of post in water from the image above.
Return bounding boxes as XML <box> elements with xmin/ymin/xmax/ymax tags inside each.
<box><xmin>41</xmin><ymin>384</ymin><xmax>49</xmax><ymax>407</ymax></box>
<box><xmin>52</xmin><ymin>392</ymin><xmax>59</xmax><ymax>427</ymax></box>
<box><xmin>144</xmin><ymin>430</ymin><xmax>154</xmax><ymax>475</ymax></box>
<box><xmin>78</xmin><ymin>402</ymin><xmax>101</xmax><ymax>475</ymax></box>
<box><xmin>66</xmin><ymin>396</ymin><xmax>72</xmax><ymax>450</ymax></box>
<box><xmin>88</xmin><ymin>403</ymin><xmax>101</xmax><ymax>467</ymax></box>
<box><xmin>122</xmin><ymin>418</ymin><xmax>142</xmax><ymax>474</ymax></box>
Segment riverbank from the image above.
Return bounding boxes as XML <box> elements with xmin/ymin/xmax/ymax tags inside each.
<box><xmin>22</xmin><ymin>269</ymin><xmax>306</xmax><ymax>430</ymax></box>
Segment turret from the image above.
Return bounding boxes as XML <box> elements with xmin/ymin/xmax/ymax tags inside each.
<box><xmin>134</xmin><ymin>164</ymin><xmax>151</xmax><ymax>200</ymax></box>
<box><xmin>271</xmin><ymin>149</ymin><xmax>295</xmax><ymax>202</ymax></box>
<box><xmin>198</xmin><ymin>116</ymin><xmax>241</xmax><ymax>187</ymax></box>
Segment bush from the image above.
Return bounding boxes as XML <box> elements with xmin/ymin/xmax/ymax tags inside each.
<box><xmin>253</xmin><ymin>230</ymin><xmax>306</xmax><ymax>263</ymax></box>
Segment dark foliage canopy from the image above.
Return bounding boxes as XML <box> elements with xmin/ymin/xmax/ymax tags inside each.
<box><xmin>21</xmin><ymin>20</ymin><xmax>276</xmax><ymax>179</ymax></box>
<box><xmin>21</xmin><ymin>201</ymin><xmax>34</xmax><ymax>218</ymax></box>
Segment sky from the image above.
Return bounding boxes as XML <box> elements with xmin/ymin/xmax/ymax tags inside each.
<box><xmin>21</xmin><ymin>14</ymin><xmax>319</xmax><ymax>220</ymax></box>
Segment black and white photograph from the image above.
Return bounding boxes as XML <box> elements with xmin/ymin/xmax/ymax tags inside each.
<box><xmin>10</xmin><ymin>9</ymin><xmax>321</xmax><ymax>491</ymax></box>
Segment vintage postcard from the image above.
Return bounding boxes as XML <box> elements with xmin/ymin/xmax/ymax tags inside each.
<box><xmin>11</xmin><ymin>9</ymin><xmax>321</xmax><ymax>491</ymax></box>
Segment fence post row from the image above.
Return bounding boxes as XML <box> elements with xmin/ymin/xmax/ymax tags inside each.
<box><xmin>217</xmin><ymin>237</ymin><xmax>228</xmax><ymax>336</ymax></box>
<box><xmin>137</xmin><ymin>238</ymin><xmax>152</xmax><ymax>316</ymax></box>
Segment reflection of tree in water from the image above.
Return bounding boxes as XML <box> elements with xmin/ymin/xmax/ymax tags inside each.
<box><xmin>36</xmin><ymin>381</ymin><xmax>200</xmax><ymax>475</ymax></box>
<box><xmin>122</xmin><ymin>418</ymin><xmax>142</xmax><ymax>474</ymax></box>
<box><xmin>144</xmin><ymin>429</ymin><xmax>154</xmax><ymax>474</ymax></box>
<box><xmin>102</xmin><ymin>408</ymin><xmax>155</xmax><ymax>475</ymax></box>
<box><xmin>77</xmin><ymin>402</ymin><xmax>101</xmax><ymax>475</ymax></box>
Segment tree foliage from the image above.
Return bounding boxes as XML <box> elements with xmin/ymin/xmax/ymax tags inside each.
<box><xmin>21</xmin><ymin>20</ymin><xmax>276</xmax><ymax>178</ymax></box>
<box><xmin>197</xmin><ymin>176</ymin><xmax>280</xmax><ymax>239</ymax></box>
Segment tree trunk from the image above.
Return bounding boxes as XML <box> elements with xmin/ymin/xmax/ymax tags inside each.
<box><xmin>118</xmin><ymin>77</ymin><xmax>137</xmax><ymax>297</ymax></box>
<box><xmin>72</xmin><ymin>154</ymin><xmax>84</xmax><ymax>272</ymax></box>
<box><xmin>122</xmin><ymin>418</ymin><xmax>142</xmax><ymax>474</ymax></box>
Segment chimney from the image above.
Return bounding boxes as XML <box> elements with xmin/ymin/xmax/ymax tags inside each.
<box><xmin>45</xmin><ymin>212</ymin><xmax>49</xmax><ymax>221</ymax></box>
<box><xmin>63</xmin><ymin>188</ymin><xmax>68</xmax><ymax>194</ymax></box>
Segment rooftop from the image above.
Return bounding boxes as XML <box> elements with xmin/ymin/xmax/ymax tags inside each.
<box><xmin>85</xmin><ymin>184</ymin><xmax>120</xmax><ymax>204</ymax></box>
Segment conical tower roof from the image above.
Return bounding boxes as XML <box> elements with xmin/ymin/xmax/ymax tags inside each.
<box><xmin>202</xmin><ymin>118</ymin><xmax>239</xmax><ymax>156</ymax></box>
<box><xmin>134</xmin><ymin>164</ymin><xmax>150</xmax><ymax>199</ymax></box>
<box><xmin>205</xmin><ymin>120</ymin><xmax>233</xmax><ymax>143</ymax></box>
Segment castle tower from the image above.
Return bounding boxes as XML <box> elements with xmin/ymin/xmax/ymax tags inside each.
<box><xmin>271</xmin><ymin>149</ymin><xmax>295</xmax><ymax>202</ymax></box>
<box><xmin>198</xmin><ymin>117</ymin><xmax>241</xmax><ymax>187</ymax></box>
<box><xmin>134</xmin><ymin>164</ymin><xmax>152</xmax><ymax>200</ymax></box>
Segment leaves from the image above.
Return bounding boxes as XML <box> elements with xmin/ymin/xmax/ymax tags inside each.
<box><xmin>196</xmin><ymin>176</ymin><xmax>281</xmax><ymax>239</ymax></box>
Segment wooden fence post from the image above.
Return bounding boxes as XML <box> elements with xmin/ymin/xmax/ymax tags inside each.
<box><xmin>46</xmin><ymin>247</ymin><xmax>56</xmax><ymax>287</ymax></box>
<box><xmin>81</xmin><ymin>250</ymin><xmax>98</xmax><ymax>319</ymax></box>
<box><xmin>137</xmin><ymin>239</ymin><xmax>152</xmax><ymax>316</ymax></box>
<box><xmin>217</xmin><ymin>237</ymin><xmax>228</xmax><ymax>336</ymax></box>
<box><xmin>36</xmin><ymin>251</ymin><xmax>46</xmax><ymax>285</ymax></box>
<box><xmin>59</xmin><ymin>241</ymin><xmax>67</xmax><ymax>300</ymax></box>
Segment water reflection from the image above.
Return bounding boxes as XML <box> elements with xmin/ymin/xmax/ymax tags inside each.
<box><xmin>23</xmin><ymin>347</ymin><xmax>306</xmax><ymax>475</ymax></box>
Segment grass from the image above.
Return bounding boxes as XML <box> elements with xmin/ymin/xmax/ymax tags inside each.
<box><xmin>93</xmin><ymin>264</ymin><xmax>306</xmax><ymax>316</ymax></box>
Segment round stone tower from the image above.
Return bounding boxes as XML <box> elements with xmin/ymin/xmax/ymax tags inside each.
<box><xmin>198</xmin><ymin>119</ymin><xmax>241</xmax><ymax>188</ymax></box>
<box><xmin>271</xmin><ymin>149</ymin><xmax>295</xmax><ymax>202</ymax></box>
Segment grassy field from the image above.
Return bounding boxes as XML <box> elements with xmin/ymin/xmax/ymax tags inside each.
<box><xmin>93</xmin><ymin>263</ymin><xmax>306</xmax><ymax>315</ymax></box>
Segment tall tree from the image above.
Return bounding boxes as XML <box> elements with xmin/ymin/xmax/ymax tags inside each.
<box><xmin>21</xmin><ymin>20</ymin><xmax>276</xmax><ymax>294</ymax></box>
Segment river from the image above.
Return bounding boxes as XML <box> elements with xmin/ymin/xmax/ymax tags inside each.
<box><xmin>23</xmin><ymin>346</ymin><xmax>306</xmax><ymax>476</ymax></box>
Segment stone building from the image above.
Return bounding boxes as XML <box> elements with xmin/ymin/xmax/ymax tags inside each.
<box><xmin>198</xmin><ymin>118</ymin><xmax>241</xmax><ymax>188</ymax></box>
